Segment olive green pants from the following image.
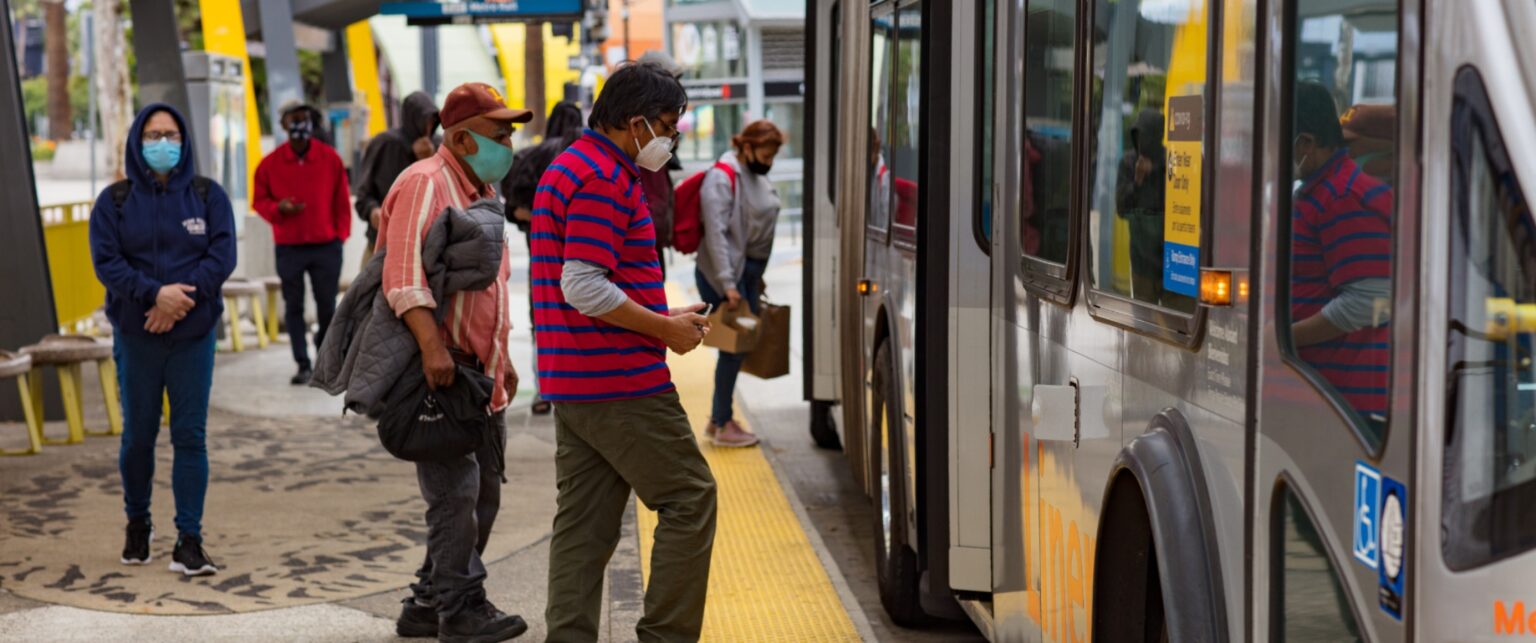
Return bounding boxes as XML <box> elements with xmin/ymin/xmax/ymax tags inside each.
<box><xmin>546</xmin><ymin>391</ymin><xmax>718</xmax><ymax>643</ymax></box>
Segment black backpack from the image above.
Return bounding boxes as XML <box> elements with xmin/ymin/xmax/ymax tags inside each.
<box><xmin>109</xmin><ymin>176</ymin><xmax>214</xmax><ymax>209</ymax></box>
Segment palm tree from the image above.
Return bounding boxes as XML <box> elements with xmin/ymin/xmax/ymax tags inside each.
<box><xmin>526</xmin><ymin>22</ymin><xmax>546</xmax><ymax>138</ymax></box>
<box><xmin>41</xmin><ymin>0</ymin><xmax>69</xmax><ymax>140</ymax></box>
<box><xmin>94</xmin><ymin>0</ymin><xmax>131</xmax><ymax>180</ymax></box>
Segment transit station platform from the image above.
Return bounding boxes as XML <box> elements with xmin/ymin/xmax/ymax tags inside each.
<box><xmin>0</xmin><ymin>247</ymin><xmax>974</xmax><ymax>642</ymax></box>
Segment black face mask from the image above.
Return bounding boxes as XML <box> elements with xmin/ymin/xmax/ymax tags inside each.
<box><xmin>744</xmin><ymin>149</ymin><xmax>772</xmax><ymax>175</ymax></box>
<box><xmin>288</xmin><ymin>120</ymin><xmax>313</xmax><ymax>145</ymax></box>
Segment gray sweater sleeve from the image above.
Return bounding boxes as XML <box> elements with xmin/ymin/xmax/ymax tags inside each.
<box><xmin>561</xmin><ymin>261</ymin><xmax>629</xmax><ymax>317</ymax></box>
<box><xmin>1319</xmin><ymin>277</ymin><xmax>1391</xmax><ymax>332</ymax></box>
<box><xmin>700</xmin><ymin>167</ymin><xmax>738</xmax><ymax>287</ymax></box>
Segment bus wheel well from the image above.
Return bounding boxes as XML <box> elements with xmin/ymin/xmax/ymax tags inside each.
<box><xmin>1092</xmin><ymin>473</ymin><xmax>1165</xmax><ymax>642</ymax></box>
<box><xmin>1093</xmin><ymin>414</ymin><xmax>1227</xmax><ymax>643</ymax></box>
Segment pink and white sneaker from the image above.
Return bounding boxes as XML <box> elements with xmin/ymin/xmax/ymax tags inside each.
<box><xmin>709</xmin><ymin>420</ymin><xmax>760</xmax><ymax>448</ymax></box>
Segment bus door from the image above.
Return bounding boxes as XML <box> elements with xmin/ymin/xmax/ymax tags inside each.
<box><xmin>1254</xmin><ymin>0</ymin><xmax>1412</xmax><ymax>640</ymax></box>
<box><xmin>1415</xmin><ymin>1</ymin><xmax>1536</xmax><ymax>640</ymax></box>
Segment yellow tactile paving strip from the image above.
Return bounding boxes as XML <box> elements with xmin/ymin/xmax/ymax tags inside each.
<box><xmin>633</xmin><ymin>284</ymin><xmax>861</xmax><ymax>642</ymax></box>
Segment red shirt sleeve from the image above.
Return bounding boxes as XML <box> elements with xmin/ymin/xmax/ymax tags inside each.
<box><xmin>331</xmin><ymin>150</ymin><xmax>353</xmax><ymax>242</ymax></box>
<box><xmin>252</xmin><ymin>155</ymin><xmax>281</xmax><ymax>224</ymax></box>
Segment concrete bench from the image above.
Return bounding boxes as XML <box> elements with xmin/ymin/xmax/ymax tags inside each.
<box><xmin>221</xmin><ymin>280</ymin><xmax>270</xmax><ymax>352</ymax></box>
<box><xmin>19</xmin><ymin>334</ymin><xmax>121</xmax><ymax>444</ymax></box>
<box><xmin>0</xmin><ymin>351</ymin><xmax>44</xmax><ymax>455</ymax></box>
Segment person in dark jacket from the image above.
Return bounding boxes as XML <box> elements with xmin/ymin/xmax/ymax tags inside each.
<box><xmin>354</xmin><ymin>91</ymin><xmax>440</xmax><ymax>265</ymax></box>
<box><xmin>253</xmin><ymin>101</ymin><xmax>353</xmax><ymax>385</ymax></box>
<box><xmin>1116</xmin><ymin>108</ymin><xmax>1166</xmax><ymax>305</ymax></box>
<box><xmin>88</xmin><ymin>103</ymin><xmax>237</xmax><ymax>578</ymax></box>
<box><xmin>501</xmin><ymin>101</ymin><xmax>583</xmax><ymax>416</ymax></box>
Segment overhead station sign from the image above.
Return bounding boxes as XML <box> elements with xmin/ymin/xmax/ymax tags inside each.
<box><xmin>380</xmin><ymin>0</ymin><xmax>584</xmax><ymax>26</ymax></box>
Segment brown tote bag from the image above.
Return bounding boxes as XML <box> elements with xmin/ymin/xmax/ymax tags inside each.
<box><xmin>741</xmin><ymin>300</ymin><xmax>790</xmax><ymax>379</ymax></box>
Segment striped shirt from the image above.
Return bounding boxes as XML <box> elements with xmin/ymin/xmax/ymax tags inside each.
<box><xmin>1292</xmin><ymin>149</ymin><xmax>1394</xmax><ymax>418</ymax></box>
<box><xmin>379</xmin><ymin>145</ymin><xmax>513</xmax><ymax>412</ymax></box>
<box><xmin>531</xmin><ymin>130</ymin><xmax>672</xmax><ymax>402</ymax></box>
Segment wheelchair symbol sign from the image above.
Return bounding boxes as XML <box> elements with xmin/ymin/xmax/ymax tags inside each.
<box><xmin>1353</xmin><ymin>461</ymin><xmax>1381</xmax><ymax>569</ymax></box>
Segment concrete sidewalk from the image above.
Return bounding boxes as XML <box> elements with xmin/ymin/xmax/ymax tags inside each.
<box><xmin>0</xmin><ymin>250</ymin><xmax>644</xmax><ymax>641</ymax></box>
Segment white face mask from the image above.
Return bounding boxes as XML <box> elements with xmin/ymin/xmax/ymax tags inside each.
<box><xmin>634</xmin><ymin>118</ymin><xmax>674</xmax><ymax>172</ymax></box>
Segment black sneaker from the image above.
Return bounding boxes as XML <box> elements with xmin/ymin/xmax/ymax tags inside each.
<box><xmin>120</xmin><ymin>518</ymin><xmax>153</xmax><ymax>565</ymax></box>
<box><xmin>438</xmin><ymin>600</ymin><xmax>527</xmax><ymax>643</ymax></box>
<box><xmin>290</xmin><ymin>366</ymin><xmax>313</xmax><ymax>386</ymax></box>
<box><xmin>169</xmin><ymin>534</ymin><xmax>219</xmax><ymax>576</ymax></box>
<box><xmin>396</xmin><ymin>597</ymin><xmax>438</xmax><ymax>638</ymax></box>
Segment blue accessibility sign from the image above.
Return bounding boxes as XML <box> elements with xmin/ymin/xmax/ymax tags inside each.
<box><xmin>1353</xmin><ymin>461</ymin><xmax>1381</xmax><ymax>569</ymax></box>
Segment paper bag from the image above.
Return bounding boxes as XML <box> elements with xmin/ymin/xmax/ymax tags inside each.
<box><xmin>702</xmin><ymin>306</ymin><xmax>760</xmax><ymax>353</ymax></box>
<box><xmin>741</xmin><ymin>301</ymin><xmax>790</xmax><ymax>379</ymax></box>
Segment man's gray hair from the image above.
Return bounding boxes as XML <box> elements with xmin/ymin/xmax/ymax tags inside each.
<box><xmin>636</xmin><ymin>50</ymin><xmax>683</xmax><ymax>78</ymax></box>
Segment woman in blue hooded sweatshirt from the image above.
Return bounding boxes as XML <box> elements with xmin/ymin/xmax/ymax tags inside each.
<box><xmin>88</xmin><ymin>104</ymin><xmax>237</xmax><ymax>576</ymax></box>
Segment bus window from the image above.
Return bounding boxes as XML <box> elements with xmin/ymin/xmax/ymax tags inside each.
<box><xmin>829</xmin><ymin>2</ymin><xmax>840</xmax><ymax>205</ymax></box>
<box><xmin>1280</xmin><ymin>1</ymin><xmax>1400</xmax><ymax>445</ymax></box>
<box><xmin>1085</xmin><ymin>0</ymin><xmax>1206</xmax><ymax>314</ymax></box>
<box><xmin>1443</xmin><ymin>68</ymin><xmax>1536</xmax><ymax>571</ymax></box>
<box><xmin>889</xmin><ymin>1</ymin><xmax>922</xmax><ymax>246</ymax></box>
<box><xmin>1273</xmin><ymin>487</ymin><xmax>1362</xmax><ymax>641</ymax></box>
<box><xmin>975</xmin><ymin>0</ymin><xmax>996</xmax><ymax>251</ymax></box>
<box><xmin>1020</xmin><ymin>0</ymin><xmax>1076</xmax><ymax>264</ymax></box>
<box><xmin>868</xmin><ymin>5</ymin><xmax>896</xmax><ymax>234</ymax></box>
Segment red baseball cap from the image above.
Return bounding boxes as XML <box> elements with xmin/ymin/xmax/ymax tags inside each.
<box><xmin>440</xmin><ymin>82</ymin><xmax>533</xmax><ymax>129</ymax></box>
<box><xmin>1340</xmin><ymin>104</ymin><xmax>1396</xmax><ymax>141</ymax></box>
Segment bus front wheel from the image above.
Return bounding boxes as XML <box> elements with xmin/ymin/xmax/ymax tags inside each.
<box><xmin>869</xmin><ymin>343</ymin><xmax>926</xmax><ymax>626</ymax></box>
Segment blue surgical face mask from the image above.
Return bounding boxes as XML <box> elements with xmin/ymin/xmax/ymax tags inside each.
<box><xmin>142</xmin><ymin>139</ymin><xmax>181</xmax><ymax>174</ymax></box>
<box><xmin>462</xmin><ymin>130</ymin><xmax>514</xmax><ymax>184</ymax></box>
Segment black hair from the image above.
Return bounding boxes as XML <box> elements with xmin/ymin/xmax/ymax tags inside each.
<box><xmin>587</xmin><ymin>61</ymin><xmax>688</xmax><ymax>131</ymax></box>
<box><xmin>545</xmin><ymin>101</ymin><xmax>585</xmax><ymax>148</ymax></box>
<box><xmin>1293</xmin><ymin>81</ymin><xmax>1344</xmax><ymax>147</ymax></box>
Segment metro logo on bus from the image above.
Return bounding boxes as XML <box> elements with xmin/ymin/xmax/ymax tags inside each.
<box><xmin>1495</xmin><ymin>601</ymin><xmax>1536</xmax><ymax>636</ymax></box>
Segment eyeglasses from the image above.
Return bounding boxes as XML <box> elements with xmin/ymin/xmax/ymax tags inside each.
<box><xmin>142</xmin><ymin>130</ymin><xmax>182</xmax><ymax>143</ymax></box>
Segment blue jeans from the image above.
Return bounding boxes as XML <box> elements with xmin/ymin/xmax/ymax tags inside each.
<box><xmin>114</xmin><ymin>330</ymin><xmax>217</xmax><ymax>537</ymax></box>
<box><xmin>695</xmin><ymin>257</ymin><xmax>768</xmax><ymax>426</ymax></box>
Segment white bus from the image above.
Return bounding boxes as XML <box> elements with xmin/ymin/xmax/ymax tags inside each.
<box><xmin>800</xmin><ymin>0</ymin><xmax>1536</xmax><ymax>640</ymax></box>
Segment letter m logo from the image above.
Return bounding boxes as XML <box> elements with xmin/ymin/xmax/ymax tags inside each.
<box><xmin>1495</xmin><ymin>601</ymin><xmax>1529</xmax><ymax>636</ymax></box>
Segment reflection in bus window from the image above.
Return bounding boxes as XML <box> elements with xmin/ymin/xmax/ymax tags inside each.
<box><xmin>1021</xmin><ymin>0</ymin><xmax>1076</xmax><ymax>263</ymax></box>
<box><xmin>868</xmin><ymin>7</ymin><xmax>895</xmax><ymax>233</ymax></box>
<box><xmin>1275</xmin><ymin>489</ymin><xmax>1362</xmax><ymax>642</ymax></box>
<box><xmin>1086</xmin><ymin>0</ymin><xmax>1205</xmax><ymax>313</ymax></box>
<box><xmin>976</xmin><ymin>0</ymin><xmax>996</xmax><ymax>248</ymax></box>
<box><xmin>1283</xmin><ymin>2</ymin><xmax>1399</xmax><ymax>441</ymax></box>
<box><xmin>1443</xmin><ymin>77</ymin><xmax>1536</xmax><ymax>570</ymax></box>
<box><xmin>889</xmin><ymin>2</ymin><xmax>922</xmax><ymax>243</ymax></box>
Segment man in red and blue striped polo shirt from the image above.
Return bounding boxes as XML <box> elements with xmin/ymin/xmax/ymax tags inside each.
<box><xmin>1290</xmin><ymin>82</ymin><xmax>1395</xmax><ymax>425</ymax></box>
<box><xmin>533</xmin><ymin>62</ymin><xmax>718</xmax><ymax>643</ymax></box>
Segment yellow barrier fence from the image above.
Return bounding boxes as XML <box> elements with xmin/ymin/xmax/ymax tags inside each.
<box><xmin>39</xmin><ymin>201</ymin><xmax>107</xmax><ymax>334</ymax></box>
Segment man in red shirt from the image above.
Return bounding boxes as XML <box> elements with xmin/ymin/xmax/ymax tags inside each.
<box><xmin>253</xmin><ymin>101</ymin><xmax>352</xmax><ymax>385</ymax></box>
<box><xmin>1289</xmin><ymin>82</ymin><xmax>1395</xmax><ymax>425</ymax></box>
<box><xmin>534</xmin><ymin>61</ymin><xmax>715</xmax><ymax>643</ymax></box>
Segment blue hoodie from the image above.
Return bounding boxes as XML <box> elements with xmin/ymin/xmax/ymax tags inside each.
<box><xmin>88</xmin><ymin>104</ymin><xmax>238</xmax><ymax>339</ymax></box>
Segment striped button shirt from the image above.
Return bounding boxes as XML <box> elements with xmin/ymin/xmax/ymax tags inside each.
<box><xmin>1292</xmin><ymin>149</ymin><xmax>1394</xmax><ymax>418</ymax></box>
<box><xmin>379</xmin><ymin>145</ymin><xmax>513</xmax><ymax>412</ymax></box>
<box><xmin>531</xmin><ymin>130</ymin><xmax>672</xmax><ymax>403</ymax></box>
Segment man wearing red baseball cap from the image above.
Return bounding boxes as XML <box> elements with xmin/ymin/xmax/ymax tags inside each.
<box><xmin>377</xmin><ymin>82</ymin><xmax>532</xmax><ymax>642</ymax></box>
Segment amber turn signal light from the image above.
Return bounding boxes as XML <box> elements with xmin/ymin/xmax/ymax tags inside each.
<box><xmin>1199</xmin><ymin>269</ymin><xmax>1233</xmax><ymax>307</ymax></box>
